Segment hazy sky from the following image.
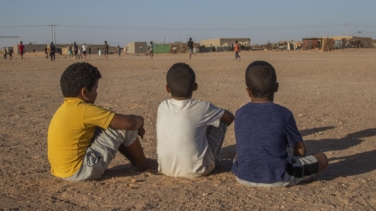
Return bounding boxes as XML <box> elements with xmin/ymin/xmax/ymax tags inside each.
<box><xmin>1</xmin><ymin>0</ymin><xmax>375</xmax><ymax>47</ymax></box>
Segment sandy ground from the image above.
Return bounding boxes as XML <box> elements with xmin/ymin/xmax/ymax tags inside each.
<box><xmin>0</xmin><ymin>49</ymin><xmax>375</xmax><ymax>210</ymax></box>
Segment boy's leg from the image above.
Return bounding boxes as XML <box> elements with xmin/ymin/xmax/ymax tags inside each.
<box><xmin>118</xmin><ymin>144</ymin><xmax>136</xmax><ymax>165</ymax></box>
<box><xmin>64</xmin><ymin>127</ymin><xmax>143</xmax><ymax>181</ymax></box>
<box><xmin>206</xmin><ymin>122</ymin><xmax>227</xmax><ymax>155</ymax></box>
<box><xmin>313</xmin><ymin>152</ymin><xmax>328</xmax><ymax>172</ymax></box>
<box><xmin>285</xmin><ymin>153</ymin><xmax>328</xmax><ymax>186</ymax></box>
<box><xmin>118</xmin><ymin>137</ymin><xmax>150</xmax><ymax>172</ymax></box>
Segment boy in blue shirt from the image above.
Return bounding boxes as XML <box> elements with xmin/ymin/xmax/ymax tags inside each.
<box><xmin>232</xmin><ymin>61</ymin><xmax>328</xmax><ymax>187</ymax></box>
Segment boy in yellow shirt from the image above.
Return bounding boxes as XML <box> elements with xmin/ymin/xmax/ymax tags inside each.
<box><xmin>48</xmin><ymin>62</ymin><xmax>152</xmax><ymax>181</ymax></box>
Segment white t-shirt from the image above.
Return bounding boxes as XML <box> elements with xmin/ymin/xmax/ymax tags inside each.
<box><xmin>82</xmin><ymin>45</ymin><xmax>87</xmax><ymax>51</ymax></box>
<box><xmin>156</xmin><ymin>98</ymin><xmax>224</xmax><ymax>178</ymax></box>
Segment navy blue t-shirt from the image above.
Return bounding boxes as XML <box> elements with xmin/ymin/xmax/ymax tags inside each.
<box><xmin>232</xmin><ymin>102</ymin><xmax>303</xmax><ymax>183</ymax></box>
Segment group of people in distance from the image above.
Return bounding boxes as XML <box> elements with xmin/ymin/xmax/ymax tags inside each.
<box><xmin>42</xmin><ymin>42</ymin><xmax>57</xmax><ymax>61</ymax></box>
<box><xmin>68</xmin><ymin>42</ymin><xmax>87</xmax><ymax>60</ymax></box>
<box><xmin>4</xmin><ymin>38</ymin><xmax>241</xmax><ymax>62</ymax></box>
<box><xmin>47</xmin><ymin>60</ymin><xmax>328</xmax><ymax>188</ymax></box>
<box><xmin>3</xmin><ymin>46</ymin><xmax>14</xmax><ymax>60</ymax></box>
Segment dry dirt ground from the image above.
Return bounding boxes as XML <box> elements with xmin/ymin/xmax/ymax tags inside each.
<box><xmin>0</xmin><ymin>49</ymin><xmax>375</xmax><ymax>210</ymax></box>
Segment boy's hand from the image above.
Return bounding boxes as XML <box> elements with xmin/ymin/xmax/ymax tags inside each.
<box><xmin>138</xmin><ymin>124</ymin><xmax>145</xmax><ymax>139</ymax></box>
<box><xmin>293</xmin><ymin>142</ymin><xmax>306</xmax><ymax>157</ymax></box>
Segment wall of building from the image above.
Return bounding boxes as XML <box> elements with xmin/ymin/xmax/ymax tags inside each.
<box><xmin>12</xmin><ymin>44</ymin><xmax>47</xmax><ymax>54</ymax></box>
<box><xmin>329</xmin><ymin>36</ymin><xmax>373</xmax><ymax>48</ymax></box>
<box><xmin>126</xmin><ymin>42</ymin><xmax>148</xmax><ymax>54</ymax></box>
<box><xmin>170</xmin><ymin>42</ymin><xmax>185</xmax><ymax>53</ymax></box>
<box><xmin>200</xmin><ymin>38</ymin><xmax>220</xmax><ymax>47</ymax></box>
<box><xmin>200</xmin><ymin>38</ymin><xmax>251</xmax><ymax>47</ymax></box>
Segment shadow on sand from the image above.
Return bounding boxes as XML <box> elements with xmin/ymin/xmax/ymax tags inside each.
<box><xmin>100</xmin><ymin>159</ymin><xmax>160</xmax><ymax>181</ymax></box>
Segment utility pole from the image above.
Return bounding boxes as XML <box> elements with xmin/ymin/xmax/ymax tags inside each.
<box><xmin>49</xmin><ymin>24</ymin><xmax>57</xmax><ymax>43</ymax></box>
<box><xmin>50</xmin><ymin>25</ymin><xmax>53</xmax><ymax>43</ymax></box>
<box><xmin>345</xmin><ymin>23</ymin><xmax>349</xmax><ymax>36</ymax></box>
<box><xmin>53</xmin><ymin>25</ymin><xmax>56</xmax><ymax>44</ymax></box>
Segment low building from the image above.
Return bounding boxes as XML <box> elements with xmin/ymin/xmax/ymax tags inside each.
<box><xmin>302</xmin><ymin>36</ymin><xmax>373</xmax><ymax>50</ymax></box>
<box><xmin>329</xmin><ymin>36</ymin><xmax>372</xmax><ymax>48</ymax></box>
<box><xmin>12</xmin><ymin>44</ymin><xmax>47</xmax><ymax>54</ymax></box>
<box><xmin>126</xmin><ymin>42</ymin><xmax>148</xmax><ymax>54</ymax></box>
<box><xmin>200</xmin><ymin>38</ymin><xmax>251</xmax><ymax>48</ymax></box>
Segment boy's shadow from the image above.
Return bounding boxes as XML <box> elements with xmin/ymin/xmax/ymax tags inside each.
<box><xmin>100</xmin><ymin>160</ymin><xmax>160</xmax><ymax>181</ymax></box>
<box><xmin>322</xmin><ymin>149</ymin><xmax>376</xmax><ymax>181</ymax></box>
<box><xmin>303</xmin><ymin>127</ymin><xmax>376</xmax><ymax>153</ymax></box>
<box><xmin>213</xmin><ymin>127</ymin><xmax>376</xmax><ymax>179</ymax></box>
<box><xmin>304</xmin><ymin>127</ymin><xmax>376</xmax><ymax>181</ymax></box>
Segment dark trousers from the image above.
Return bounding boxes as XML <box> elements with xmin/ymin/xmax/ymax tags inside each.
<box><xmin>235</xmin><ymin>51</ymin><xmax>240</xmax><ymax>59</ymax></box>
<box><xmin>50</xmin><ymin>53</ymin><xmax>55</xmax><ymax>61</ymax></box>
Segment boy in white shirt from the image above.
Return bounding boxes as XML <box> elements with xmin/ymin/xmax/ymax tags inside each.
<box><xmin>82</xmin><ymin>43</ymin><xmax>87</xmax><ymax>59</ymax></box>
<box><xmin>156</xmin><ymin>63</ymin><xmax>234</xmax><ymax>178</ymax></box>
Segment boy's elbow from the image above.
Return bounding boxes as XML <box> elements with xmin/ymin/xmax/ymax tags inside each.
<box><xmin>110</xmin><ymin>114</ymin><xmax>142</xmax><ymax>130</ymax></box>
<box><xmin>221</xmin><ymin>110</ymin><xmax>235</xmax><ymax>126</ymax></box>
<box><xmin>126</xmin><ymin>115</ymin><xmax>143</xmax><ymax>130</ymax></box>
<box><xmin>227</xmin><ymin>113</ymin><xmax>235</xmax><ymax>125</ymax></box>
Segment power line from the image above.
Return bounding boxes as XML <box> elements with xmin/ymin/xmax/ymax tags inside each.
<box><xmin>0</xmin><ymin>24</ymin><xmax>345</xmax><ymax>31</ymax></box>
<box><xmin>56</xmin><ymin>24</ymin><xmax>345</xmax><ymax>30</ymax></box>
<box><xmin>351</xmin><ymin>24</ymin><xmax>376</xmax><ymax>28</ymax></box>
<box><xmin>0</xmin><ymin>25</ymin><xmax>49</xmax><ymax>28</ymax></box>
<box><xmin>1</xmin><ymin>23</ymin><xmax>376</xmax><ymax>30</ymax></box>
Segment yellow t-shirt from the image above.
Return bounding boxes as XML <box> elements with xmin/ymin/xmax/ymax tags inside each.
<box><xmin>48</xmin><ymin>98</ymin><xmax>115</xmax><ymax>178</ymax></box>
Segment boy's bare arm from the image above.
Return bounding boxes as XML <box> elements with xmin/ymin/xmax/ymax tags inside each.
<box><xmin>220</xmin><ymin>110</ymin><xmax>235</xmax><ymax>126</ymax></box>
<box><xmin>110</xmin><ymin>114</ymin><xmax>144</xmax><ymax>131</ymax></box>
<box><xmin>293</xmin><ymin>142</ymin><xmax>306</xmax><ymax>157</ymax></box>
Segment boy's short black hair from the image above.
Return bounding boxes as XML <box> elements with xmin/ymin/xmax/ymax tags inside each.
<box><xmin>166</xmin><ymin>63</ymin><xmax>196</xmax><ymax>97</ymax></box>
<box><xmin>60</xmin><ymin>62</ymin><xmax>102</xmax><ymax>97</ymax></box>
<box><xmin>245</xmin><ymin>61</ymin><xmax>277</xmax><ymax>98</ymax></box>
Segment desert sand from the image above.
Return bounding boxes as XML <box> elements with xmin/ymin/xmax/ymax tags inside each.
<box><xmin>0</xmin><ymin>49</ymin><xmax>375</xmax><ymax>210</ymax></box>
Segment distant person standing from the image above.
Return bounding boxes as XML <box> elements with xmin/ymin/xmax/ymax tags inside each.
<box><xmin>103</xmin><ymin>41</ymin><xmax>109</xmax><ymax>61</ymax></box>
<box><xmin>8</xmin><ymin>48</ymin><xmax>13</xmax><ymax>60</ymax></box>
<box><xmin>50</xmin><ymin>42</ymin><xmax>56</xmax><ymax>61</ymax></box>
<box><xmin>3</xmin><ymin>47</ymin><xmax>7</xmax><ymax>60</ymax></box>
<box><xmin>69</xmin><ymin>45</ymin><xmax>73</xmax><ymax>58</ymax></box>
<box><xmin>234</xmin><ymin>41</ymin><xmax>241</xmax><ymax>61</ymax></box>
<box><xmin>187</xmin><ymin>38</ymin><xmax>196</xmax><ymax>59</ymax></box>
<box><xmin>45</xmin><ymin>46</ymin><xmax>49</xmax><ymax>59</ymax></box>
<box><xmin>77</xmin><ymin>48</ymin><xmax>83</xmax><ymax>59</ymax></box>
<box><xmin>82</xmin><ymin>43</ymin><xmax>87</xmax><ymax>59</ymax></box>
<box><xmin>118</xmin><ymin>45</ymin><xmax>121</xmax><ymax>57</ymax></box>
<box><xmin>73</xmin><ymin>42</ymin><xmax>78</xmax><ymax>59</ymax></box>
<box><xmin>19</xmin><ymin>41</ymin><xmax>25</xmax><ymax>61</ymax></box>
<box><xmin>148</xmin><ymin>41</ymin><xmax>153</xmax><ymax>58</ymax></box>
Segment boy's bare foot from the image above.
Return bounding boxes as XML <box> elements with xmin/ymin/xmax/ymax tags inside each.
<box><xmin>133</xmin><ymin>158</ymin><xmax>158</xmax><ymax>172</ymax></box>
<box><xmin>299</xmin><ymin>175</ymin><xmax>317</xmax><ymax>184</ymax></box>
